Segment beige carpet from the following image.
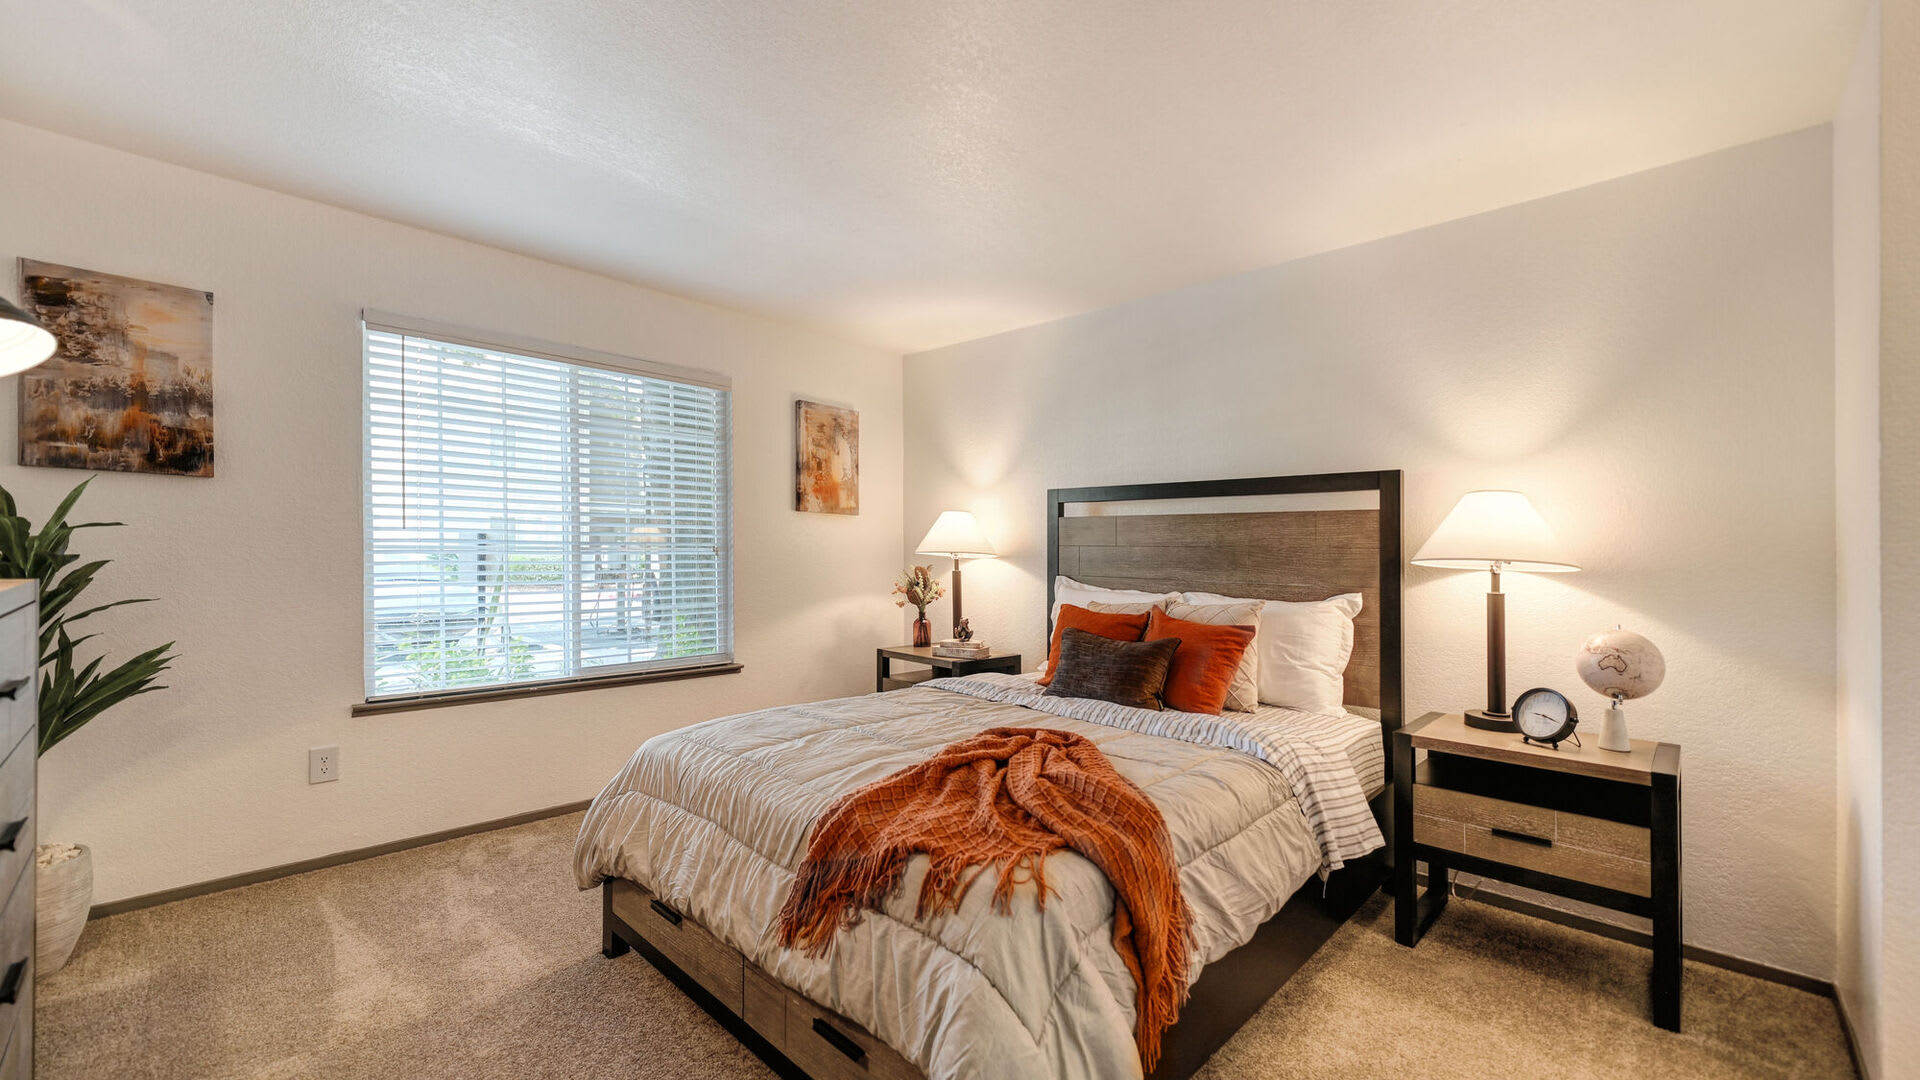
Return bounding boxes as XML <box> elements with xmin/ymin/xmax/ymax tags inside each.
<box><xmin>38</xmin><ymin>813</ymin><xmax>1854</xmax><ymax>1079</ymax></box>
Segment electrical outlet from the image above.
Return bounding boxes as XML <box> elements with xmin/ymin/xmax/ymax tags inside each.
<box><xmin>309</xmin><ymin>745</ymin><xmax>340</xmax><ymax>784</ymax></box>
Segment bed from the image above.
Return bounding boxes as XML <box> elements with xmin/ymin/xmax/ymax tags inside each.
<box><xmin>575</xmin><ymin>470</ymin><xmax>1404</xmax><ymax>1080</ymax></box>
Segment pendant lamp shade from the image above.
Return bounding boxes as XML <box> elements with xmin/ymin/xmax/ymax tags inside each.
<box><xmin>1411</xmin><ymin>491</ymin><xmax>1579</xmax><ymax>573</ymax></box>
<box><xmin>914</xmin><ymin>511</ymin><xmax>997</xmax><ymax>559</ymax></box>
<box><xmin>0</xmin><ymin>296</ymin><xmax>57</xmax><ymax>377</ymax></box>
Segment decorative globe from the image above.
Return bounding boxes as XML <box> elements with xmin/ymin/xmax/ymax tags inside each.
<box><xmin>1577</xmin><ymin>629</ymin><xmax>1666</xmax><ymax>701</ymax></box>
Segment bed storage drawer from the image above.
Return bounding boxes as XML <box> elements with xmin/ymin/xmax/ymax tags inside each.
<box><xmin>611</xmin><ymin>885</ymin><xmax>927</xmax><ymax>1080</ymax></box>
<box><xmin>608</xmin><ymin>879</ymin><xmax>744</xmax><ymax>1013</ymax></box>
<box><xmin>781</xmin><ymin>985</ymin><xmax>920</xmax><ymax>1080</ymax></box>
<box><xmin>1413</xmin><ymin>785</ymin><xmax>1651</xmax><ymax>896</ymax></box>
<box><xmin>743</xmin><ymin>964</ymin><xmax>787</xmax><ymax>1047</ymax></box>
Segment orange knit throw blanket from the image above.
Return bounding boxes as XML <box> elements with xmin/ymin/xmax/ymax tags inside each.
<box><xmin>775</xmin><ymin>726</ymin><xmax>1195</xmax><ymax>1070</ymax></box>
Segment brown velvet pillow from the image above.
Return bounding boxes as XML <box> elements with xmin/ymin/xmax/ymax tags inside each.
<box><xmin>1043</xmin><ymin>628</ymin><xmax>1181</xmax><ymax>711</ymax></box>
<box><xmin>1036</xmin><ymin>604</ymin><xmax>1152</xmax><ymax>686</ymax></box>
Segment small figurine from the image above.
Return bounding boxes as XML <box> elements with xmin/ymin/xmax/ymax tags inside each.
<box><xmin>956</xmin><ymin>618</ymin><xmax>973</xmax><ymax>643</ymax></box>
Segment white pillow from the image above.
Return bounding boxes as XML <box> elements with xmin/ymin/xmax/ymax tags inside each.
<box><xmin>1051</xmin><ymin>576</ymin><xmax>1178</xmax><ymax>628</ymax></box>
<box><xmin>1182</xmin><ymin>590</ymin><xmax>1363</xmax><ymax>714</ymax></box>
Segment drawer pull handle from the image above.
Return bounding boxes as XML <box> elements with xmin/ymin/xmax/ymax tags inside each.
<box><xmin>0</xmin><ymin>818</ymin><xmax>23</xmax><ymax>851</ymax></box>
<box><xmin>0</xmin><ymin>958</ymin><xmax>23</xmax><ymax>1004</ymax></box>
<box><xmin>647</xmin><ymin>899</ymin><xmax>683</xmax><ymax>927</ymax></box>
<box><xmin>0</xmin><ymin>678</ymin><xmax>26</xmax><ymax>701</ymax></box>
<box><xmin>1491</xmin><ymin>827</ymin><xmax>1553</xmax><ymax>848</ymax></box>
<box><xmin>812</xmin><ymin>1017</ymin><xmax>867</xmax><ymax>1063</ymax></box>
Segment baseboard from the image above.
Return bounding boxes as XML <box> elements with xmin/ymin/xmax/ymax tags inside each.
<box><xmin>1833</xmin><ymin>987</ymin><xmax>1873</xmax><ymax>1080</ymax></box>
<box><xmin>79</xmin><ymin>815</ymin><xmax>1869</xmax><ymax>1080</ymax></box>
<box><xmin>88</xmin><ymin>799</ymin><xmax>592</xmax><ymax>919</ymax></box>
<box><xmin>1418</xmin><ymin>872</ymin><xmax>1834</xmax><ymax>998</ymax></box>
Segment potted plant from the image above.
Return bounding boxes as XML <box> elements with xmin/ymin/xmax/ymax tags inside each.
<box><xmin>892</xmin><ymin>565</ymin><xmax>945</xmax><ymax>647</ymax></box>
<box><xmin>0</xmin><ymin>479</ymin><xmax>175</xmax><ymax>974</ymax></box>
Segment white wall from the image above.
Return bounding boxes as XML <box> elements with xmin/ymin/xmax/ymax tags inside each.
<box><xmin>1834</xmin><ymin>2</ymin><xmax>1884</xmax><ymax>1072</ymax></box>
<box><xmin>905</xmin><ymin>129</ymin><xmax>1838</xmax><ymax>979</ymax></box>
<box><xmin>1878</xmin><ymin>0</ymin><xmax>1920</xmax><ymax>1072</ymax></box>
<box><xmin>0</xmin><ymin>120</ymin><xmax>905</xmax><ymax>904</ymax></box>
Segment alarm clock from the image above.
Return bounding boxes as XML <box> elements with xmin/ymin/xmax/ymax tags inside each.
<box><xmin>1511</xmin><ymin>687</ymin><xmax>1580</xmax><ymax>749</ymax></box>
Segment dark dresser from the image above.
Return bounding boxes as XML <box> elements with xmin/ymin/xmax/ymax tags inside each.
<box><xmin>0</xmin><ymin>581</ymin><xmax>36</xmax><ymax>1079</ymax></box>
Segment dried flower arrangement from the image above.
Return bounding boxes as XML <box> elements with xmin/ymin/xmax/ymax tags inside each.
<box><xmin>892</xmin><ymin>564</ymin><xmax>945</xmax><ymax>617</ymax></box>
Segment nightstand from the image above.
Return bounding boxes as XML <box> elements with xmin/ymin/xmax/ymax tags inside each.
<box><xmin>874</xmin><ymin>646</ymin><xmax>1022</xmax><ymax>692</ymax></box>
<box><xmin>1393</xmin><ymin>711</ymin><xmax>1682</xmax><ymax>1030</ymax></box>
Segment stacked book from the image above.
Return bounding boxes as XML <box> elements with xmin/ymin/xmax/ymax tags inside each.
<box><xmin>932</xmin><ymin>640</ymin><xmax>991</xmax><ymax>659</ymax></box>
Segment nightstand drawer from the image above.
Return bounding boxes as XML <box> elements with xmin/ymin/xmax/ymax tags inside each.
<box><xmin>1414</xmin><ymin>786</ymin><xmax>1651</xmax><ymax>897</ymax></box>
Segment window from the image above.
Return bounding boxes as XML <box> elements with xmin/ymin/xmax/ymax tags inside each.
<box><xmin>362</xmin><ymin>314</ymin><xmax>732</xmax><ymax>704</ymax></box>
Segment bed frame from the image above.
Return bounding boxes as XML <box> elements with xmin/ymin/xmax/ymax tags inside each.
<box><xmin>601</xmin><ymin>469</ymin><xmax>1404</xmax><ymax>1080</ymax></box>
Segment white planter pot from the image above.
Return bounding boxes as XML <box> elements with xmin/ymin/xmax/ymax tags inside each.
<box><xmin>35</xmin><ymin>842</ymin><xmax>91</xmax><ymax>975</ymax></box>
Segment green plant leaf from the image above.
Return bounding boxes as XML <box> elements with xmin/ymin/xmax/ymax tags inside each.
<box><xmin>44</xmin><ymin>479</ymin><xmax>92</xmax><ymax>531</ymax></box>
<box><xmin>0</xmin><ymin>481</ymin><xmax>177</xmax><ymax>756</ymax></box>
<box><xmin>58</xmin><ymin>597</ymin><xmax>156</xmax><ymax>626</ymax></box>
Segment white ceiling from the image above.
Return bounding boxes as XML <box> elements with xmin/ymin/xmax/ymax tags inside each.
<box><xmin>0</xmin><ymin>1</ymin><xmax>1867</xmax><ymax>353</ymax></box>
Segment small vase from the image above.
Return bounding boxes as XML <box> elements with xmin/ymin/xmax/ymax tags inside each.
<box><xmin>37</xmin><ymin>841</ymin><xmax>93</xmax><ymax>975</ymax></box>
<box><xmin>912</xmin><ymin>616</ymin><xmax>932</xmax><ymax>647</ymax></box>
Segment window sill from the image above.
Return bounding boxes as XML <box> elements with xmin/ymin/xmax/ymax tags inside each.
<box><xmin>351</xmin><ymin>662</ymin><xmax>744</xmax><ymax>717</ymax></box>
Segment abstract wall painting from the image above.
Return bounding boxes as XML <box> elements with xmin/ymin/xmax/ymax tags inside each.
<box><xmin>16</xmin><ymin>259</ymin><xmax>215</xmax><ymax>477</ymax></box>
<box><xmin>794</xmin><ymin>399</ymin><xmax>858</xmax><ymax>514</ymax></box>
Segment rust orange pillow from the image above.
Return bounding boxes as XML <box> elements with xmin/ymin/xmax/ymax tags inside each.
<box><xmin>1037</xmin><ymin>604</ymin><xmax>1152</xmax><ymax>685</ymax></box>
<box><xmin>1145</xmin><ymin>608</ymin><xmax>1256</xmax><ymax>714</ymax></box>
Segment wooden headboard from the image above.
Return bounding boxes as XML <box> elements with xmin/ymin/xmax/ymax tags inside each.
<box><xmin>1046</xmin><ymin>471</ymin><xmax>1404</xmax><ymax>758</ymax></box>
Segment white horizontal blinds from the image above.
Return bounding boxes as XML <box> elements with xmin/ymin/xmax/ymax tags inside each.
<box><xmin>363</xmin><ymin>325</ymin><xmax>732</xmax><ymax>700</ymax></box>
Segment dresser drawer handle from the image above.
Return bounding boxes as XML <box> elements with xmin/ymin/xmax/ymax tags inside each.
<box><xmin>1491</xmin><ymin>827</ymin><xmax>1553</xmax><ymax>848</ymax></box>
<box><xmin>812</xmin><ymin>1017</ymin><xmax>868</xmax><ymax>1063</ymax></box>
<box><xmin>0</xmin><ymin>958</ymin><xmax>24</xmax><ymax>1005</ymax></box>
<box><xmin>647</xmin><ymin>899</ymin><xmax>683</xmax><ymax>927</ymax></box>
<box><xmin>0</xmin><ymin>679</ymin><xmax>26</xmax><ymax>701</ymax></box>
<box><xmin>0</xmin><ymin>819</ymin><xmax>23</xmax><ymax>851</ymax></box>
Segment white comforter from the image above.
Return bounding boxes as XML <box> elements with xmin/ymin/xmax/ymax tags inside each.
<box><xmin>573</xmin><ymin>675</ymin><xmax>1383</xmax><ymax>1080</ymax></box>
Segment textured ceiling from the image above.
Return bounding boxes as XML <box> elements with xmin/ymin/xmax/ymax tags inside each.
<box><xmin>0</xmin><ymin>1</ymin><xmax>1868</xmax><ymax>353</ymax></box>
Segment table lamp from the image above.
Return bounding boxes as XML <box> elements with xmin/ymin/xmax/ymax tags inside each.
<box><xmin>914</xmin><ymin>511</ymin><xmax>997</xmax><ymax>639</ymax></box>
<box><xmin>1412</xmin><ymin>491</ymin><xmax>1579</xmax><ymax>732</ymax></box>
<box><xmin>0</xmin><ymin>295</ymin><xmax>58</xmax><ymax>376</ymax></box>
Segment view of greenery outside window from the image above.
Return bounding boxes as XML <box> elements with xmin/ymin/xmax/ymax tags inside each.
<box><xmin>363</xmin><ymin>322</ymin><xmax>733</xmax><ymax>700</ymax></box>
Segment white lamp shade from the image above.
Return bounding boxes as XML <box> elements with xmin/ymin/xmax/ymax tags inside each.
<box><xmin>0</xmin><ymin>297</ymin><xmax>56</xmax><ymax>377</ymax></box>
<box><xmin>914</xmin><ymin>511</ymin><xmax>997</xmax><ymax>559</ymax></box>
<box><xmin>1411</xmin><ymin>490</ymin><xmax>1579</xmax><ymax>573</ymax></box>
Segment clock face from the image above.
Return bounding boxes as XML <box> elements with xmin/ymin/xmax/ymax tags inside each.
<box><xmin>1516</xmin><ymin>690</ymin><xmax>1572</xmax><ymax>740</ymax></box>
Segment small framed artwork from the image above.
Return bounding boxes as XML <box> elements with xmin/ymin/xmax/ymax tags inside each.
<box><xmin>16</xmin><ymin>259</ymin><xmax>215</xmax><ymax>477</ymax></box>
<box><xmin>795</xmin><ymin>399</ymin><xmax>858</xmax><ymax>514</ymax></box>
